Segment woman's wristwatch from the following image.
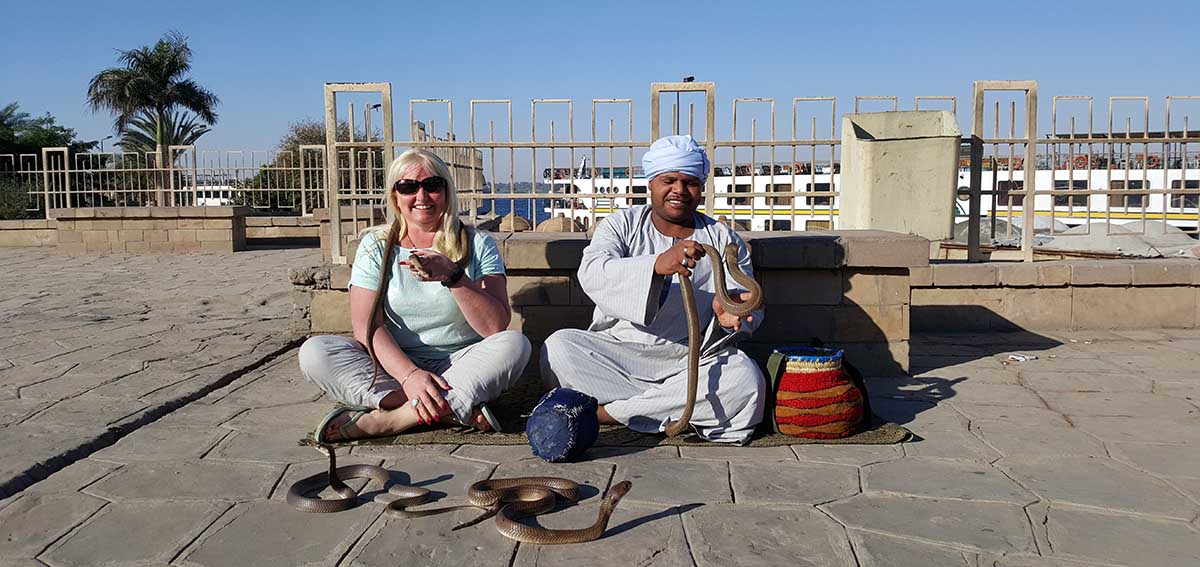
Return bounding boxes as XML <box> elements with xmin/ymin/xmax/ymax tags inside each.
<box><xmin>442</xmin><ymin>266</ymin><xmax>465</xmax><ymax>288</ymax></box>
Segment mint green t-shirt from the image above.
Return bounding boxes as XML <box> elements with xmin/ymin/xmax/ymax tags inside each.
<box><xmin>350</xmin><ymin>228</ymin><xmax>506</xmax><ymax>359</ymax></box>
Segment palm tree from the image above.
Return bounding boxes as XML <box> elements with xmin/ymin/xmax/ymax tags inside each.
<box><xmin>86</xmin><ymin>31</ymin><xmax>218</xmax><ymax>204</ymax></box>
<box><xmin>116</xmin><ymin>110</ymin><xmax>211</xmax><ymax>156</ymax></box>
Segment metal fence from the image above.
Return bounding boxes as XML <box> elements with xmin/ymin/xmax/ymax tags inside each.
<box><xmin>3</xmin><ymin>79</ymin><xmax>1197</xmax><ymax>264</ymax></box>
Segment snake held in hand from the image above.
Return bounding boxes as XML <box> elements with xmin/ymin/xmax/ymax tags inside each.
<box><xmin>288</xmin><ymin>445</ymin><xmax>632</xmax><ymax>544</ymax></box>
<box><xmin>664</xmin><ymin>242</ymin><xmax>764</xmax><ymax>438</ymax></box>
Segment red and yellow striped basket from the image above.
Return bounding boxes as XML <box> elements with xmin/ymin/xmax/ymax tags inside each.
<box><xmin>768</xmin><ymin>347</ymin><xmax>865</xmax><ymax>439</ymax></box>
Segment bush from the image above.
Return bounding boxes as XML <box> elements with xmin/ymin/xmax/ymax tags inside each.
<box><xmin>0</xmin><ymin>175</ymin><xmax>39</xmax><ymax>220</ymax></box>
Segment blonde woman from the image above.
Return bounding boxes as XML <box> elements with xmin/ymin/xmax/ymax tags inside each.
<box><xmin>300</xmin><ymin>149</ymin><xmax>529</xmax><ymax>440</ymax></box>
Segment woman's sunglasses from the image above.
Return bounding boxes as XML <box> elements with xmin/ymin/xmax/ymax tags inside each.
<box><xmin>393</xmin><ymin>177</ymin><xmax>448</xmax><ymax>195</ymax></box>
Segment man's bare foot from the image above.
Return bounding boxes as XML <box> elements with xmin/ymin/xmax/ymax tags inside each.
<box><xmin>441</xmin><ymin>408</ymin><xmax>492</xmax><ymax>431</ymax></box>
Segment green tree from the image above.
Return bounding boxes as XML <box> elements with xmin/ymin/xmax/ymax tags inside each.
<box><xmin>86</xmin><ymin>31</ymin><xmax>218</xmax><ymax>204</ymax></box>
<box><xmin>241</xmin><ymin>118</ymin><xmax>366</xmax><ymax>214</ymax></box>
<box><xmin>1</xmin><ymin>102</ymin><xmax>95</xmax><ymax>156</ymax></box>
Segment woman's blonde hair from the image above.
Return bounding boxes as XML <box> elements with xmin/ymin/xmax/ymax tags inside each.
<box><xmin>376</xmin><ymin>148</ymin><xmax>470</xmax><ymax>263</ymax></box>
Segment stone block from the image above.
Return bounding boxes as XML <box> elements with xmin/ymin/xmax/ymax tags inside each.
<box><xmin>204</xmin><ymin>218</ymin><xmax>232</xmax><ymax>229</ymax></box>
<box><xmin>823</xmin><ymin>494</ymin><xmax>1036</xmax><ymax>554</ymax></box>
<box><xmin>1073</xmin><ymin>286</ymin><xmax>1195</xmax><ymax>329</ymax></box>
<box><xmin>169</xmin><ymin>229</ymin><xmax>196</xmax><ymax>242</ymax></box>
<box><xmin>999</xmin><ymin>287</ymin><xmax>1072</xmax><ymax>330</ymax></box>
<box><xmin>1038</xmin><ymin>506</ymin><xmax>1200</xmax><ymax>567</ymax></box>
<box><xmin>43</xmin><ymin>500</ymin><xmax>228</xmax><ymax>567</ymax></box>
<box><xmin>195</xmin><ymin>229</ymin><xmax>230</xmax><ymax>242</ymax></box>
<box><xmin>80</xmin><ymin>230</ymin><xmax>108</xmax><ymax>243</ymax></box>
<box><xmin>120</xmin><ymin>219</ymin><xmax>156</xmax><ymax>229</ymax></box>
<box><xmin>997</xmin><ymin>456</ymin><xmax>1198</xmax><ymax>520</ymax></box>
<box><xmin>94</xmin><ymin>207</ymin><xmax>126</xmax><ymax>218</ymax></box>
<box><xmin>569</xmin><ymin>276</ymin><xmax>595</xmax><ymax>305</ymax></box>
<box><xmin>760</xmin><ymin>269</ymin><xmax>841</xmax><ymax>305</ymax></box>
<box><xmin>105</xmin><ymin>229</ymin><xmax>119</xmax><ymax>242</ymax></box>
<box><xmin>122</xmin><ymin>207</ymin><xmax>151</xmax><ymax>218</ymax></box>
<box><xmin>509</xmin><ymin>305</ymin><xmax>593</xmax><ymax>342</ymax></box>
<box><xmin>329</xmin><ymin>265</ymin><xmax>351</xmax><ymax>290</ymax></box>
<box><xmin>72</xmin><ymin>207</ymin><xmax>96</xmax><ymax>218</ymax></box>
<box><xmin>144</xmin><ymin>230</ymin><xmax>169</xmax><ymax>242</ymax></box>
<box><xmin>615</xmin><ymin>460</ymin><xmax>731</xmax><ymax>506</ymax></box>
<box><xmin>841</xmin><ymin>230</ymin><xmax>929</xmax><ymax>268</ymax></box>
<box><xmin>833</xmin><ymin>303</ymin><xmax>908</xmax><ymax>342</ymax></box>
<box><xmin>932</xmin><ymin>263</ymin><xmax>997</xmax><ymax>286</ymax></box>
<box><xmin>123</xmin><ymin>241</ymin><xmax>150</xmax><ymax>253</ymax></box>
<box><xmin>996</xmin><ymin>262</ymin><xmax>1039</xmax><ymax>287</ymax></box>
<box><xmin>178</xmin><ymin>206</ymin><xmax>207</xmax><ymax>217</ymax></box>
<box><xmin>751</xmin><ymin>305</ymin><xmax>835</xmax><ymax>343</ymax></box>
<box><xmin>503</xmin><ymin>232</ymin><xmax>589</xmax><ymax>269</ymax></box>
<box><xmin>48</xmin><ymin>208</ymin><xmax>76</xmax><ymax>218</ymax></box>
<box><xmin>149</xmin><ymin>207</ymin><xmax>180</xmax><ymax>218</ymax></box>
<box><xmin>244</xmin><ymin>217</ymin><xmax>272</xmax><ymax>227</ymax></box>
<box><xmin>1131</xmin><ymin>261</ymin><xmax>1194</xmax><ymax>286</ymax></box>
<box><xmin>863</xmin><ymin>458</ymin><xmax>1035</xmax><ymax>503</ymax></box>
<box><xmin>148</xmin><ymin>240</ymin><xmax>175</xmax><ymax>252</ymax></box>
<box><xmin>909</xmin><ymin>265</ymin><xmax>932</xmax><ymax>287</ymax></box>
<box><xmin>72</xmin><ymin>219</ymin><xmax>93</xmax><ymax>230</ymax></box>
<box><xmin>117</xmin><ymin>229</ymin><xmax>143</xmax><ymax>242</ymax></box>
<box><xmin>730</xmin><ymin>461</ymin><xmax>858</xmax><ymax>505</ymax></box>
<box><xmin>1071</xmin><ymin>261</ymin><xmax>1132</xmax><ymax>285</ymax></box>
<box><xmin>844</xmin><ymin>269</ymin><xmax>909</xmax><ymax>305</ymax></box>
<box><xmin>1038</xmin><ymin>263</ymin><xmax>1072</xmax><ymax>286</ymax></box>
<box><xmin>838</xmin><ymin>340</ymin><xmax>909</xmax><ymax>376</ymax></box>
<box><xmin>747</xmin><ymin>233</ymin><xmax>844</xmax><ymax>269</ymax></box>
<box><xmin>310</xmin><ymin>290</ymin><xmax>351</xmax><ymax>333</ymax></box>
<box><xmin>912</xmin><ymin>287</ymin><xmax>1011</xmax><ymax>332</ymax></box>
<box><xmin>178</xmin><ymin>218</ymin><xmax>206</xmax><ymax>229</ymax></box>
<box><xmin>683</xmin><ymin>504</ymin><xmax>857</xmax><ymax>565</ymax></box>
<box><xmin>57</xmin><ymin>230</ymin><xmax>80</xmax><ymax>243</ymax></box>
<box><xmin>507</xmin><ymin>275</ymin><xmax>571</xmax><ymax>305</ymax></box>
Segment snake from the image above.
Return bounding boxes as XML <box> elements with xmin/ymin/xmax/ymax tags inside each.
<box><xmin>288</xmin><ymin>445</ymin><xmax>633</xmax><ymax>544</ymax></box>
<box><xmin>663</xmin><ymin>242</ymin><xmax>764</xmax><ymax>438</ymax></box>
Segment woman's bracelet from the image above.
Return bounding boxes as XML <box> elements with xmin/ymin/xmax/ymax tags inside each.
<box><xmin>398</xmin><ymin>367</ymin><xmax>422</xmax><ymax>385</ymax></box>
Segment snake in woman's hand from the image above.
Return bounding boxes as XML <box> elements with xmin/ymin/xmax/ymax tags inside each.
<box><xmin>288</xmin><ymin>444</ymin><xmax>632</xmax><ymax>544</ymax></box>
<box><xmin>664</xmin><ymin>242</ymin><xmax>764</xmax><ymax>438</ymax></box>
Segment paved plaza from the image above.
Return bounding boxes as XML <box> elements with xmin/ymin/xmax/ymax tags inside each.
<box><xmin>1</xmin><ymin>247</ymin><xmax>1199</xmax><ymax>566</ymax></box>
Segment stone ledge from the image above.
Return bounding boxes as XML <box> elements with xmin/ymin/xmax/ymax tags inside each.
<box><xmin>915</xmin><ymin>260</ymin><xmax>1200</xmax><ymax>288</ymax></box>
<box><xmin>50</xmin><ymin>206</ymin><xmax>251</xmax><ymax>219</ymax></box>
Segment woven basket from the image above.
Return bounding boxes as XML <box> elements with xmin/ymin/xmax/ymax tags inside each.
<box><xmin>767</xmin><ymin>346</ymin><xmax>865</xmax><ymax>439</ymax></box>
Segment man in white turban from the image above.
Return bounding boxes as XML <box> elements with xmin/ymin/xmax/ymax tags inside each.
<box><xmin>540</xmin><ymin>135</ymin><xmax>766</xmax><ymax>444</ymax></box>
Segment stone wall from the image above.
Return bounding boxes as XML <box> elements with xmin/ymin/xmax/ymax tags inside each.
<box><xmin>49</xmin><ymin>207</ymin><xmax>249</xmax><ymax>254</ymax></box>
<box><xmin>304</xmin><ymin>230</ymin><xmax>928</xmax><ymax>377</ymax></box>
<box><xmin>912</xmin><ymin>260</ymin><xmax>1200</xmax><ymax>331</ymax></box>
<box><xmin>244</xmin><ymin>216</ymin><xmax>320</xmax><ymax>241</ymax></box>
<box><xmin>0</xmin><ymin>219</ymin><xmax>57</xmax><ymax>247</ymax></box>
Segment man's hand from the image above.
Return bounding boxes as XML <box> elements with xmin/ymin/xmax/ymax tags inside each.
<box><xmin>654</xmin><ymin>240</ymin><xmax>705</xmax><ymax>277</ymax></box>
<box><xmin>713</xmin><ymin>291</ymin><xmax>755</xmax><ymax>331</ymax></box>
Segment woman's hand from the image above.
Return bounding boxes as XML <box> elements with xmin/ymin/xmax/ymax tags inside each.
<box><xmin>654</xmin><ymin>240</ymin><xmax>706</xmax><ymax>277</ymax></box>
<box><xmin>400</xmin><ymin>249</ymin><xmax>458</xmax><ymax>282</ymax></box>
<box><xmin>401</xmin><ymin>370</ymin><xmax>452</xmax><ymax>424</ymax></box>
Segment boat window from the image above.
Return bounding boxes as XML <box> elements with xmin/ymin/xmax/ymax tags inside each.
<box><xmin>804</xmin><ymin>183</ymin><xmax>832</xmax><ymax>206</ymax></box>
<box><xmin>1108</xmin><ymin>180</ymin><xmax>1147</xmax><ymax>208</ymax></box>
<box><xmin>730</xmin><ymin>184</ymin><xmax>752</xmax><ymax>206</ymax></box>
<box><xmin>996</xmin><ymin>180</ymin><xmax>1024</xmax><ymax>206</ymax></box>
<box><xmin>806</xmin><ymin>219</ymin><xmax>832</xmax><ymax>230</ymax></box>
<box><xmin>1053</xmin><ymin>180</ymin><xmax>1088</xmax><ymax>207</ymax></box>
<box><xmin>1170</xmin><ymin>180</ymin><xmax>1199</xmax><ymax>209</ymax></box>
<box><xmin>629</xmin><ymin>185</ymin><xmax>647</xmax><ymax>204</ymax></box>
<box><xmin>767</xmin><ymin>219</ymin><xmax>792</xmax><ymax>231</ymax></box>
<box><xmin>767</xmin><ymin>183</ymin><xmax>792</xmax><ymax>206</ymax></box>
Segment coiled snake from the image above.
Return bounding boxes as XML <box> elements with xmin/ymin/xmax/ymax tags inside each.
<box><xmin>288</xmin><ymin>445</ymin><xmax>632</xmax><ymax>544</ymax></box>
<box><xmin>663</xmin><ymin>242</ymin><xmax>764</xmax><ymax>437</ymax></box>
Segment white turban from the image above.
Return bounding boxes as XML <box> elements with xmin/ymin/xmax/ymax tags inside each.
<box><xmin>642</xmin><ymin>135</ymin><xmax>710</xmax><ymax>184</ymax></box>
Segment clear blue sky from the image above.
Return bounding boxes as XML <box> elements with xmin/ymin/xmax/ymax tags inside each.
<box><xmin>3</xmin><ymin>0</ymin><xmax>1197</xmax><ymax>161</ymax></box>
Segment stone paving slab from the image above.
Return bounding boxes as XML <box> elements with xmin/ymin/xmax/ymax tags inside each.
<box><xmin>42</xmin><ymin>500</ymin><xmax>229</xmax><ymax>567</ymax></box>
<box><xmin>85</xmin><ymin>459</ymin><xmax>282</xmax><ymax>502</ymax></box>
<box><xmin>615</xmin><ymin>459</ymin><xmax>730</xmax><ymax>506</ymax></box>
<box><xmin>864</xmin><ymin>458</ymin><xmax>1036</xmax><ymax>504</ymax></box>
<box><xmin>730</xmin><ymin>461</ymin><xmax>859</xmax><ymax>505</ymax></box>
<box><xmin>511</xmin><ymin>501</ymin><xmax>692</xmax><ymax>567</ymax></box>
<box><xmin>684</xmin><ymin>503</ymin><xmax>857</xmax><ymax>566</ymax></box>
<box><xmin>822</xmin><ymin>494</ymin><xmax>1037</xmax><ymax>554</ymax></box>
<box><xmin>849</xmin><ymin>530</ymin><xmax>974</xmax><ymax>567</ymax></box>
<box><xmin>997</xmin><ymin>456</ymin><xmax>1199</xmax><ymax>520</ymax></box>
<box><xmin>1030</xmin><ymin>504</ymin><xmax>1200</xmax><ymax>566</ymax></box>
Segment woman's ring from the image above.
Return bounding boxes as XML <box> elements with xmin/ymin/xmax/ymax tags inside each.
<box><xmin>681</xmin><ymin>258</ymin><xmax>688</xmax><ymax>267</ymax></box>
<box><xmin>411</xmin><ymin>399</ymin><xmax>419</xmax><ymax>407</ymax></box>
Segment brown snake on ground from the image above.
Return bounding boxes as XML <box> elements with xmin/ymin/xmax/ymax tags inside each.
<box><xmin>663</xmin><ymin>242</ymin><xmax>764</xmax><ymax>437</ymax></box>
<box><xmin>288</xmin><ymin>445</ymin><xmax>633</xmax><ymax>544</ymax></box>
